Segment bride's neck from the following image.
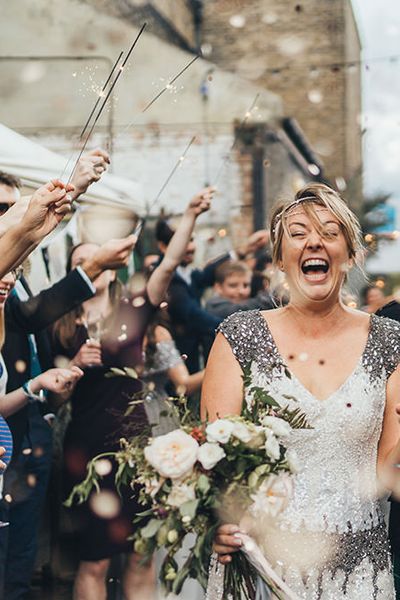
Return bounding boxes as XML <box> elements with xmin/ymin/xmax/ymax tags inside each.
<box><xmin>284</xmin><ymin>301</ymin><xmax>347</xmax><ymax>337</ymax></box>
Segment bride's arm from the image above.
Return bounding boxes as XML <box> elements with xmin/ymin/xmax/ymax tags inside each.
<box><xmin>377</xmin><ymin>365</ymin><xmax>400</xmax><ymax>491</ymax></box>
<box><xmin>201</xmin><ymin>332</ymin><xmax>245</xmax><ymax>563</ymax></box>
<box><xmin>200</xmin><ymin>332</ymin><xmax>243</xmax><ymax>420</ymax></box>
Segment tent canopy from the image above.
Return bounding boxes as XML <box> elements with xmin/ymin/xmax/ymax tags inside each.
<box><xmin>0</xmin><ymin>123</ymin><xmax>145</xmax><ymax>215</ymax></box>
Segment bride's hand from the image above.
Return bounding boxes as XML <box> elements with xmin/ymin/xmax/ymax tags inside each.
<box><xmin>213</xmin><ymin>523</ymin><xmax>243</xmax><ymax>565</ymax></box>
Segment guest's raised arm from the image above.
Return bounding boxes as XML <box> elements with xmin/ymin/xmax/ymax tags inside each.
<box><xmin>146</xmin><ymin>186</ymin><xmax>215</xmax><ymax>306</ymax></box>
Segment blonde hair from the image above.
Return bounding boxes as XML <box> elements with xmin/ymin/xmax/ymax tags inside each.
<box><xmin>269</xmin><ymin>183</ymin><xmax>364</xmax><ymax>267</ymax></box>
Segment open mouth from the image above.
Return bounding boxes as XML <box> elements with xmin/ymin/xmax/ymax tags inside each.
<box><xmin>0</xmin><ymin>289</ymin><xmax>9</xmax><ymax>299</ymax></box>
<box><xmin>301</xmin><ymin>258</ymin><xmax>329</xmax><ymax>280</ymax></box>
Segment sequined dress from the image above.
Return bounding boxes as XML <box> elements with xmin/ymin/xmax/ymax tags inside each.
<box><xmin>207</xmin><ymin>310</ymin><xmax>399</xmax><ymax>600</ymax></box>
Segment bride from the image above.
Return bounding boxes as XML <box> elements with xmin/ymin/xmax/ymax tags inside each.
<box><xmin>201</xmin><ymin>183</ymin><xmax>400</xmax><ymax>599</ymax></box>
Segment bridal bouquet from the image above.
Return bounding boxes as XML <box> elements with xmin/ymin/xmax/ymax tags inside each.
<box><xmin>66</xmin><ymin>363</ymin><xmax>310</xmax><ymax>599</ymax></box>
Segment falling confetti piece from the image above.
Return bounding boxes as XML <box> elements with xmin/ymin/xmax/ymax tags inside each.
<box><xmin>15</xmin><ymin>360</ymin><xmax>27</xmax><ymax>373</ymax></box>
<box><xmin>335</xmin><ymin>177</ymin><xmax>347</xmax><ymax>192</ymax></box>
<box><xmin>307</xmin><ymin>164</ymin><xmax>320</xmax><ymax>176</ymax></box>
<box><xmin>308</xmin><ymin>90</ymin><xmax>323</xmax><ymax>104</ymax></box>
<box><xmin>90</xmin><ymin>490</ymin><xmax>121</xmax><ymax>519</ymax></box>
<box><xmin>298</xmin><ymin>352</ymin><xmax>309</xmax><ymax>362</ymax></box>
<box><xmin>22</xmin><ymin>448</ymin><xmax>32</xmax><ymax>456</ymax></box>
<box><xmin>27</xmin><ymin>474</ymin><xmax>37</xmax><ymax>487</ymax></box>
<box><xmin>229</xmin><ymin>14</ymin><xmax>246</xmax><ymax>28</ymax></box>
<box><xmin>94</xmin><ymin>459</ymin><xmax>113</xmax><ymax>477</ymax></box>
<box><xmin>160</xmin><ymin>301</ymin><xmax>168</xmax><ymax>309</ymax></box>
<box><xmin>132</xmin><ymin>296</ymin><xmax>146</xmax><ymax>308</ymax></box>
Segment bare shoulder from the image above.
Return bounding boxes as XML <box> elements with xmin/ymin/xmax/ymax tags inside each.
<box><xmin>154</xmin><ymin>325</ymin><xmax>172</xmax><ymax>343</ymax></box>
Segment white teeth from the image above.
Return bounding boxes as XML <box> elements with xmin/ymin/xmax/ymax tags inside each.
<box><xmin>303</xmin><ymin>258</ymin><xmax>328</xmax><ymax>268</ymax></box>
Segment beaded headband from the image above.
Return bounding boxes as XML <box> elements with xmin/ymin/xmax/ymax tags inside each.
<box><xmin>272</xmin><ymin>196</ymin><xmax>320</xmax><ymax>235</ymax></box>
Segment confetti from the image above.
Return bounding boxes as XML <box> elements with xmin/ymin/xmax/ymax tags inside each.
<box><xmin>229</xmin><ymin>14</ymin><xmax>246</xmax><ymax>28</ymax></box>
<box><xmin>308</xmin><ymin>90</ymin><xmax>323</xmax><ymax>104</ymax></box>
<box><xmin>15</xmin><ymin>360</ymin><xmax>27</xmax><ymax>373</ymax></box>
<box><xmin>94</xmin><ymin>459</ymin><xmax>113</xmax><ymax>477</ymax></box>
<box><xmin>90</xmin><ymin>490</ymin><xmax>121</xmax><ymax>519</ymax></box>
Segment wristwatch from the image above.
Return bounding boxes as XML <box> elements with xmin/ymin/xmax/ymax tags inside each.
<box><xmin>22</xmin><ymin>380</ymin><xmax>44</xmax><ymax>403</ymax></box>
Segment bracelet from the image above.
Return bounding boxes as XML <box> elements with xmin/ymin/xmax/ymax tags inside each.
<box><xmin>22</xmin><ymin>380</ymin><xmax>44</xmax><ymax>403</ymax></box>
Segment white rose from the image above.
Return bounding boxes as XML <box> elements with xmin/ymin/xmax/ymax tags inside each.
<box><xmin>206</xmin><ymin>419</ymin><xmax>234</xmax><ymax>444</ymax></box>
<box><xmin>265</xmin><ymin>432</ymin><xmax>281</xmax><ymax>460</ymax></box>
<box><xmin>247</xmin><ymin>424</ymin><xmax>266</xmax><ymax>449</ymax></box>
<box><xmin>250</xmin><ymin>473</ymin><xmax>293</xmax><ymax>518</ymax></box>
<box><xmin>262</xmin><ymin>416</ymin><xmax>292</xmax><ymax>438</ymax></box>
<box><xmin>198</xmin><ymin>442</ymin><xmax>226</xmax><ymax>470</ymax></box>
<box><xmin>167</xmin><ymin>482</ymin><xmax>196</xmax><ymax>507</ymax></box>
<box><xmin>144</xmin><ymin>429</ymin><xmax>199</xmax><ymax>480</ymax></box>
<box><xmin>232</xmin><ymin>422</ymin><xmax>252</xmax><ymax>443</ymax></box>
<box><xmin>286</xmin><ymin>448</ymin><xmax>301</xmax><ymax>473</ymax></box>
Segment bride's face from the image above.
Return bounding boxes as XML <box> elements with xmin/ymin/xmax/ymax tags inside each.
<box><xmin>280</xmin><ymin>204</ymin><xmax>351</xmax><ymax>305</ymax></box>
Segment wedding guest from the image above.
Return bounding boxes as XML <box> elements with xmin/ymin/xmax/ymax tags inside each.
<box><xmin>0</xmin><ymin>179</ymin><xmax>73</xmax><ymax>278</ymax></box>
<box><xmin>205</xmin><ymin>261</ymin><xmax>274</xmax><ymax>319</ymax></box>
<box><xmin>0</xmin><ymin>268</ymin><xmax>83</xmax><ymax>597</ymax></box>
<box><xmin>54</xmin><ymin>188</ymin><xmax>214</xmax><ymax>600</ymax></box>
<box><xmin>362</xmin><ymin>284</ymin><xmax>387</xmax><ymax>314</ymax></box>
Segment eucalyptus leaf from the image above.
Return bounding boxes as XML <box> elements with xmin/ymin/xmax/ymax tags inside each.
<box><xmin>179</xmin><ymin>499</ymin><xmax>199</xmax><ymax>519</ymax></box>
<box><xmin>141</xmin><ymin>518</ymin><xmax>162</xmax><ymax>538</ymax></box>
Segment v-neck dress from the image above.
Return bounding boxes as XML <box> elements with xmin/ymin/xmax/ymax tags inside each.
<box><xmin>207</xmin><ymin>310</ymin><xmax>400</xmax><ymax>599</ymax></box>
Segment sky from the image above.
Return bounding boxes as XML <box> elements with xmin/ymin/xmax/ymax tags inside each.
<box><xmin>352</xmin><ymin>0</ymin><xmax>400</xmax><ymax>199</ymax></box>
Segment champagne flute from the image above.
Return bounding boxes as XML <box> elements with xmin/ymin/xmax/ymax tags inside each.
<box><xmin>83</xmin><ymin>311</ymin><xmax>104</xmax><ymax>368</ymax></box>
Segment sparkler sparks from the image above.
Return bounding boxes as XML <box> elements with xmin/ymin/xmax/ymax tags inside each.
<box><xmin>65</xmin><ymin>23</ymin><xmax>147</xmax><ymax>185</ymax></box>
<box><xmin>140</xmin><ymin>54</ymin><xmax>200</xmax><ymax>115</ymax></box>
<box><xmin>213</xmin><ymin>93</ymin><xmax>260</xmax><ymax>185</ymax></box>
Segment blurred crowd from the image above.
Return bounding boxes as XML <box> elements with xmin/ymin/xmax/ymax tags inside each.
<box><xmin>0</xmin><ymin>148</ymin><xmax>398</xmax><ymax>600</ymax></box>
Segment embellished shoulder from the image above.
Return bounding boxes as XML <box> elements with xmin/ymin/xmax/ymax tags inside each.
<box><xmin>369</xmin><ymin>314</ymin><xmax>400</xmax><ymax>379</ymax></box>
<box><xmin>217</xmin><ymin>309</ymin><xmax>272</xmax><ymax>369</ymax></box>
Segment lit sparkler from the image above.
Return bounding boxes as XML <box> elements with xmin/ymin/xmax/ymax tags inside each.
<box><xmin>66</xmin><ymin>23</ymin><xmax>147</xmax><ymax>185</ymax></box>
<box><xmin>213</xmin><ymin>93</ymin><xmax>260</xmax><ymax>185</ymax></box>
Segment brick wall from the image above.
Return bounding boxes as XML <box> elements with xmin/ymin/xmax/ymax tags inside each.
<box><xmin>199</xmin><ymin>0</ymin><xmax>362</xmax><ymax>193</ymax></box>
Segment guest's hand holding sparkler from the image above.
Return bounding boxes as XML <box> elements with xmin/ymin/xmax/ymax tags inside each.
<box><xmin>186</xmin><ymin>185</ymin><xmax>215</xmax><ymax>217</ymax></box>
<box><xmin>80</xmin><ymin>235</ymin><xmax>137</xmax><ymax>281</ymax></box>
<box><xmin>70</xmin><ymin>148</ymin><xmax>110</xmax><ymax>200</ymax></box>
<box><xmin>147</xmin><ymin>186</ymin><xmax>215</xmax><ymax>306</ymax></box>
<box><xmin>0</xmin><ymin>179</ymin><xmax>73</xmax><ymax>279</ymax></box>
<box><xmin>21</xmin><ymin>179</ymin><xmax>74</xmax><ymax>242</ymax></box>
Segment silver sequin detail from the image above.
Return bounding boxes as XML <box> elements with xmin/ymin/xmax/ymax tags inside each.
<box><xmin>206</xmin><ymin>310</ymin><xmax>400</xmax><ymax>599</ymax></box>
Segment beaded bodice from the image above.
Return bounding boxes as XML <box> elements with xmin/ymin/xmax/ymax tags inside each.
<box><xmin>219</xmin><ymin>310</ymin><xmax>400</xmax><ymax>535</ymax></box>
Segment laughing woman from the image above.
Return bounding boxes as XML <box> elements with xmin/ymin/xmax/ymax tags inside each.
<box><xmin>203</xmin><ymin>183</ymin><xmax>400</xmax><ymax>599</ymax></box>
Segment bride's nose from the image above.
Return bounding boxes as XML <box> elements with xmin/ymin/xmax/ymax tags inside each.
<box><xmin>306</xmin><ymin>230</ymin><xmax>323</xmax><ymax>249</ymax></box>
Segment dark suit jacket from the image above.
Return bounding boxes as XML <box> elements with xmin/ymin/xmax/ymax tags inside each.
<box><xmin>167</xmin><ymin>255</ymin><xmax>230</xmax><ymax>373</ymax></box>
<box><xmin>3</xmin><ymin>270</ymin><xmax>94</xmax><ymax>456</ymax></box>
<box><xmin>376</xmin><ymin>301</ymin><xmax>400</xmax><ymax>554</ymax></box>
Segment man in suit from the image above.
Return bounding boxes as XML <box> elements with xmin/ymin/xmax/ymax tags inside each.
<box><xmin>0</xmin><ymin>159</ymin><xmax>137</xmax><ymax>600</ymax></box>
<box><xmin>155</xmin><ymin>216</ymin><xmax>269</xmax><ymax>374</ymax></box>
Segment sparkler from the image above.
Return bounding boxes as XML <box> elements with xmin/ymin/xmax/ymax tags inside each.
<box><xmin>60</xmin><ymin>51</ymin><xmax>124</xmax><ymax>180</ymax></box>
<box><xmin>141</xmin><ymin>55</ymin><xmax>199</xmax><ymax>114</ymax></box>
<box><xmin>66</xmin><ymin>23</ymin><xmax>147</xmax><ymax>185</ymax></box>
<box><xmin>147</xmin><ymin>136</ymin><xmax>196</xmax><ymax>215</ymax></box>
<box><xmin>213</xmin><ymin>93</ymin><xmax>260</xmax><ymax>185</ymax></box>
<box><xmin>122</xmin><ymin>54</ymin><xmax>200</xmax><ymax>134</ymax></box>
<box><xmin>79</xmin><ymin>50</ymin><xmax>124</xmax><ymax>142</ymax></box>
